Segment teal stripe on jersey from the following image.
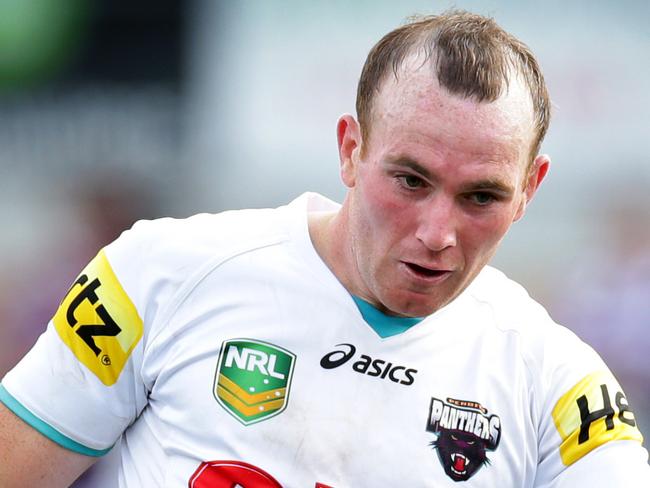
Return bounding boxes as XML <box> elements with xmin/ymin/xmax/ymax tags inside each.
<box><xmin>352</xmin><ymin>295</ymin><xmax>425</xmax><ymax>338</ymax></box>
<box><xmin>0</xmin><ymin>384</ymin><xmax>111</xmax><ymax>457</ymax></box>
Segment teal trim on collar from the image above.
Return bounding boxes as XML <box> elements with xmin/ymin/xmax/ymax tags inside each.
<box><xmin>0</xmin><ymin>384</ymin><xmax>112</xmax><ymax>457</ymax></box>
<box><xmin>351</xmin><ymin>295</ymin><xmax>425</xmax><ymax>338</ymax></box>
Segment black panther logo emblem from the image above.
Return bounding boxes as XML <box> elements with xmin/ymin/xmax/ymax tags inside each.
<box><xmin>426</xmin><ymin>397</ymin><xmax>501</xmax><ymax>482</ymax></box>
<box><xmin>431</xmin><ymin>429</ymin><xmax>492</xmax><ymax>481</ymax></box>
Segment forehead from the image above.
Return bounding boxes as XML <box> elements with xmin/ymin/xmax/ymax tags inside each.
<box><xmin>369</xmin><ymin>55</ymin><xmax>536</xmax><ymax>164</ymax></box>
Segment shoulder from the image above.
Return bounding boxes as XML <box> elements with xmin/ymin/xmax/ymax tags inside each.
<box><xmin>467</xmin><ymin>267</ymin><xmax>646</xmax><ymax>472</ymax></box>
<box><xmin>467</xmin><ymin>265</ymin><xmax>589</xmax><ymax>356</ymax></box>
<box><xmin>111</xmin><ymin>205</ymin><xmax>291</xmax><ymax>260</ymax></box>
<box><xmin>465</xmin><ymin>265</ymin><xmax>610</xmax><ymax>404</ymax></box>
<box><xmin>87</xmin><ymin>203</ymin><xmax>301</xmax><ymax>343</ymax></box>
<box><xmin>106</xmin><ymin>204</ymin><xmax>294</xmax><ymax>284</ymax></box>
<box><xmin>102</xmin><ymin>192</ymin><xmax>337</xmax><ymax>299</ymax></box>
<box><xmin>104</xmin><ymin>193</ymin><xmax>330</xmax><ymax>272</ymax></box>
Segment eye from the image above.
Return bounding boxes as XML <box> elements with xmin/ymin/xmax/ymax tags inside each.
<box><xmin>451</xmin><ymin>435</ymin><xmax>458</xmax><ymax>441</ymax></box>
<box><xmin>397</xmin><ymin>174</ymin><xmax>424</xmax><ymax>189</ymax></box>
<box><xmin>467</xmin><ymin>192</ymin><xmax>497</xmax><ymax>206</ymax></box>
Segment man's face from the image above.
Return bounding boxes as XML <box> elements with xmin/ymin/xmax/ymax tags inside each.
<box><xmin>339</xmin><ymin>59</ymin><xmax>548</xmax><ymax>317</ymax></box>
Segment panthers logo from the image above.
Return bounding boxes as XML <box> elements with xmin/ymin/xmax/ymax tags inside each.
<box><xmin>431</xmin><ymin>429</ymin><xmax>492</xmax><ymax>481</ymax></box>
<box><xmin>427</xmin><ymin>397</ymin><xmax>501</xmax><ymax>482</ymax></box>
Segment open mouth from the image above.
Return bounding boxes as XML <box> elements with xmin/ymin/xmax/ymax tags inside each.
<box><xmin>404</xmin><ymin>262</ymin><xmax>450</xmax><ymax>279</ymax></box>
<box><xmin>450</xmin><ymin>452</ymin><xmax>469</xmax><ymax>475</ymax></box>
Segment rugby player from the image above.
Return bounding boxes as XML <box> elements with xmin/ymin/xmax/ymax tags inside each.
<box><xmin>1</xmin><ymin>10</ymin><xmax>648</xmax><ymax>487</ymax></box>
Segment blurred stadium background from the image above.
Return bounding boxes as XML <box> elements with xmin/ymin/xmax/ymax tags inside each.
<box><xmin>0</xmin><ymin>0</ymin><xmax>648</xmax><ymax>479</ymax></box>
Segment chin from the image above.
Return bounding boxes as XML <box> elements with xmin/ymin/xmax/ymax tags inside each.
<box><xmin>383</xmin><ymin>292</ymin><xmax>447</xmax><ymax>318</ymax></box>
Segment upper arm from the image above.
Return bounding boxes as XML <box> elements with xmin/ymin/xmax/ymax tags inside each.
<box><xmin>0</xmin><ymin>402</ymin><xmax>96</xmax><ymax>487</ymax></box>
<box><xmin>533</xmin><ymin>329</ymin><xmax>650</xmax><ymax>486</ymax></box>
<box><xmin>0</xmin><ymin>217</ymin><xmax>216</xmax><ymax>486</ymax></box>
<box><xmin>537</xmin><ymin>440</ymin><xmax>650</xmax><ymax>487</ymax></box>
<box><xmin>0</xmin><ymin>227</ymin><xmax>156</xmax><ymax>486</ymax></box>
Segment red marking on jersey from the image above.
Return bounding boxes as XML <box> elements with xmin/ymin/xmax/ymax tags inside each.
<box><xmin>189</xmin><ymin>460</ymin><xmax>282</xmax><ymax>488</ymax></box>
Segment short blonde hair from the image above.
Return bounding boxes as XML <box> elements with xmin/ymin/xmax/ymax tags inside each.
<box><xmin>356</xmin><ymin>10</ymin><xmax>551</xmax><ymax>165</ymax></box>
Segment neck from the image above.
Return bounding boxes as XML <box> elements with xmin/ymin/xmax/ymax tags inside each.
<box><xmin>308</xmin><ymin>200</ymin><xmax>358</xmax><ymax>296</ymax></box>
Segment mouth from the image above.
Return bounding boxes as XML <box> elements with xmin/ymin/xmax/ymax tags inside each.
<box><xmin>403</xmin><ymin>262</ymin><xmax>452</xmax><ymax>282</ymax></box>
<box><xmin>450</xmin><ymin>452</ymin><xmax>469</xmax><ymax>475</ymax></box>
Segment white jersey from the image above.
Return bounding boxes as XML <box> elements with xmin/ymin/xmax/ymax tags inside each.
<box><xmin>1</xmin><ymin>192</ymin><xmax>648</xmax><ymax>487</ymax></box>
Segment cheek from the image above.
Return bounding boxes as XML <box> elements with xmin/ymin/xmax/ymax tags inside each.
<box><xmin>364</xmin><ymin>174</ymin><xmax>414</xmax><ymax>230</ymax></box>
<box><xmin>351</xmin><ymin>173</ymin><xmax>416</xmax><ymax>277</ymax></box>
<box><xmin>461</xmin><ymin>212</ymin><xmax>513</xmax><ymax>256</ymax></box>
<box><xmin>357</xmin><ymin>173</ymin><xmax>407</xmax><ymax>232</ymax></box>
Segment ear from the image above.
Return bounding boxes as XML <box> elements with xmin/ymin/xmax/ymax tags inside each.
<box><xmin>513</xmin><ymin>154</ymin><xmax>550</xmax><ymax>222</ymax></box>
<box><xmin>337</xmin><ymin>114</ymin><xmax>362</xmax><ymax>188</ymax></box>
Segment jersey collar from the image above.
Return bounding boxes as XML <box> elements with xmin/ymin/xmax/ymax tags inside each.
<box><xmin>351</xmin><ymin>295</ymin><xmax>425</xmax><ymax>338</ymax></box>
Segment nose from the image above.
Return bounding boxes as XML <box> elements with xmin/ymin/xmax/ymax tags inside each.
<box><xmin>414</xmin><ymin>197</ymin><xmax>457</xmax><ymax>252</ymax></box>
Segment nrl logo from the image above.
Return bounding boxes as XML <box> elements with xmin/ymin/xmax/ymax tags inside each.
<box><xmin>214</xmin><ymin>339</ymin><xmax>296</xmax><ymax>426</ymax></box>
<box><xmin>426</xmin><ymin>397</ymin><xmax>501</xmax><ymax>482</ymax></box>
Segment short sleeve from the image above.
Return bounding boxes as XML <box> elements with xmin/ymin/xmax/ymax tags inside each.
<box><xmin>0</xmin><ymin>217</ymin><xmax>190</xmax><ymax>456</ymax></box>
<box><xmin>534</xmin><ymin>328</ymin><xmax>650</xmax><ymax>486</ymax></box>
<box><xmin>0</xmin><ymin>246</ymin><xmax>148</xmax><ymax>455</ymax></box>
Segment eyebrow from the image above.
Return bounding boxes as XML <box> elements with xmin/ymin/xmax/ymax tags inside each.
<box><xmin>462</xmin><ymin>179</ymin><xmax>515</xmax><ymax>196</ymax></box>
<box><xmin>384</xmin><ymin>157</ymin><xmax>433</xmax><ymax>180</ymax></box>
<box><xmin>386</xmin><ymin>157</ymin><xmax>515</xmax><ymax>196</ymax></box>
